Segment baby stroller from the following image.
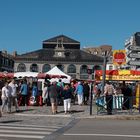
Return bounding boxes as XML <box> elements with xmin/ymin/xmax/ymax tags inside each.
<box><xmin>29</xmin><ymin>96</ymin><xmax>37</xmax><ymax>106</ymax></box>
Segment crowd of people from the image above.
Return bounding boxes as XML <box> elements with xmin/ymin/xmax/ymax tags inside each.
<box><xmin>94</xmin><ymin>81</ymin><xmax>135</xmax><ymax>115</ymax></box>
<box><xmin>0</xmin><ymin>78</ymin><xmax>136</xmax><ymax>117</ymax></box>
<box><xmin>0</xmin><ymin>78</ymin><xmax>91</xmax><ymax>116</ymax></box>
<box><xmin>41</xmin><ymin>80</ymin><xmax>91</xmax><ymax>115</ymax></box>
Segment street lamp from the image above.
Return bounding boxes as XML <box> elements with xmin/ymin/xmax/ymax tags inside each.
<box><xmin>101</xmin><ymin>50</ymin><xmax>111</xmax><ymax>95</ymax></box>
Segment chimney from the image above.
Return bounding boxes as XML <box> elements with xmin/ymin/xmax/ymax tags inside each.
<box><xmin>2</xmin><ymin>50</ymin><xmax>7</xmax><ymax>54</ymax></box>
<box><xmin>13</xmin><ymin>51</ymin><xmax>17</xmax><ymax>57</ymax></box>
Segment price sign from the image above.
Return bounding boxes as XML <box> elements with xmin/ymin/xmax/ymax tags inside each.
<box><xmin>128</xmin><ymin>53</ymin><xmax>140</xmax><ymax>58</ymax></box>
<box><xmin>128</xmin><ymin>46</ymin><xmax>140</xmax><ymax>51</ymax></box>
<box><xmin>128</xmin><ymin>60</ymin><xmax>140</xmax><ymax>66</ymax></box>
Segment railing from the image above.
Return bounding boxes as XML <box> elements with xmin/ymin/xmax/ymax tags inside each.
<box><xmin>95</xmin><ymin>95</ymin><xmax>140</xmax><ymax>115</ymax></box>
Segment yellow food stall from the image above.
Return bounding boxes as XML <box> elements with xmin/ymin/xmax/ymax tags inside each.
<box><xmin>95</xmin><ymin>70</ymin><xmax>140</xmax><ymax>109</ymax></box>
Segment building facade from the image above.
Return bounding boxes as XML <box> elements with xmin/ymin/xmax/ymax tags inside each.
<box><xmin>0</xmin><ymin>50</ymin><xmax>15</xmax><ymax>72</ymax></box>
<box><xmin>82</xmin><ymin>45</ymin><xmax>118</xmax><ymax>70</ymax></box>
<box><xmin>14</xmin><ymin>35</ymin><xmax>104</xmax><ymax>80</ymax></box>
<box><xmin>124</xmin><ymin>32</ymin><xmax>140</xmax><ymax>70</ymax></box>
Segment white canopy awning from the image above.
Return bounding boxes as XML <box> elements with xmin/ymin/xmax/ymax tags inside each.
<box><xmin>46</xmin><ymin>66</ymin><xmax>71</xmax><ymax>83</ymax></box>
<box><xmin>14</xmin><ymin>72</ymin><xmax>39</xmax><ymax>78</ymax></box>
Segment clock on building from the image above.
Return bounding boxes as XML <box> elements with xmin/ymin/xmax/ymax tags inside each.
<box><xmin>58</xmin><ymin>52</ymin><xmax>62</xmax><ymax>56</ymax></box>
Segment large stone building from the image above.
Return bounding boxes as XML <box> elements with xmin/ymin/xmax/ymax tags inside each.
<box><xmin>82</xmin><ymin>45</ymin><xmax>117</xmax><ymax>70</ymax></box>
<box><xmin>0</xmin><ymin>50</ymin><xmax>15</xmax><ymax>72</ymax></box>
<box><xmin>125</xmin><ymin>32</ymin><xmax>140</xmax><ymax>70</ymax></box>
<box><xmin>14</xmin><ymin>35</ymin><xmax>104</xmax><ymax>80</ymax></box>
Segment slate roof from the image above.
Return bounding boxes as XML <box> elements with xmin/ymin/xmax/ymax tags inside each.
<box><xmin>14</xmin><ymin>48</ymin><xmax>103</xmax><ymax>63</ymax></box>
<box><xmin>43</xmin><ymin>35</ymin><xmax>80</xmax><ymax>44</ymax></box>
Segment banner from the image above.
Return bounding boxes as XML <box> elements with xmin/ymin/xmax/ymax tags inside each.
<box><xmin>95</xmin><ymin>70</ymin><xmax>140</xmax><ymax>81</ymax></box>
<box><xmin>113</xmin><ymin>50</ymin><xmax>126</xmax><ymax>66</ymax></box>
<box><xmin>100</xmin><ymin>75</ymin><xmax>140</xmax><ymax>81</ymax></box>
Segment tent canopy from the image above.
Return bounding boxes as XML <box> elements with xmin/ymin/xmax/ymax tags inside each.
<box><xmin>13</xmin><ymin>72</ymin><xmax>61</xmax><ymax>79</ymax></box>
<box><xmin>14</xmin><ymin>72</ymin><xmax>38</xmax><ymax>78</ymax></box>
<box><xmin>46</xmin><ymin>66</ymin><xmax>71</xmax><ymax>83</ymax></box>
<box><xmin>0</xmin><ymin>70</ymin><xmax>70</xmax><ymax>80</ymax></box>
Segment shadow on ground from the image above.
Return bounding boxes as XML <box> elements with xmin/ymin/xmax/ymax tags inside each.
<box><xmin>0</xmin><ymin>120</ymin><xmax>23</xmax><ymax>123</ymax></box>
<box><xmin>11</xmin><ymin>108</ymin><xmax>35</xmax><ymax>113</ymax></box>
<box><xmin>57</xmin><ymin>110</ymin><xmax>84</xmax><ymax>114</ymax></box>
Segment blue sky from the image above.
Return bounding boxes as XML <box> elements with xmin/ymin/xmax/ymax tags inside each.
<box><xmin>0</xmin><ymin>0</ymin><xmax>140</xmax><ymax>54</ymax></box>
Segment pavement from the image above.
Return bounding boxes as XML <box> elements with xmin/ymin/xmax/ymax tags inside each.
<box><xmin>0</xmin><ymin>103</ymin><xmax>140</xmax><ymax>140</ymax></box>
<box><xmin>1</xmin><ymin>103</ymin><xmax>140</xmax><ymax>120</ymax></box>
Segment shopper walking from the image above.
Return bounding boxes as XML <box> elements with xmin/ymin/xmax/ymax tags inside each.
<box><xmin>32</xmin><ymin>82</ymin><xmax>38</xmax><ymax>102</ymax></box>
<box><xmin>62</xmin><ymin>85</ymin><xmax>72</xmax><ymax>114</ymax></box>
<box><xmin>42</xmin><ymin>82</ymin><xmax>50</xmax><ymax>105</ymax></box>
<box><xmin>1</xmin><ymin>81</ymin><xmax>12</xmax><ymax>114</ymax></box>
<box><xmin>19</xmin><ymin>79</ymin><xmax>28</xmax><ymax>108</ymax></box>
<box><xmin>49</xmin><ymin>81</ymin><xmax>58</xmax><ymax>114</ymax></box>
<box><xmin>83</xmin><ymin>81</ymin><xmax>90</xmax><ymax>105</ymax></box>
<box><xmin>75</xmin><ymin>81</ymin><xmax>83</xmax><ymax>105</ymax></box>
<box><xmin>9</xmin><ymin>79</ymin><xmax>19</xmax><ymax>112</ymax></box>
<box><xmin>70</xmin><ymin>82</ymin><xmax>76</xmax><ymax>105</ymax></box>
<box><xmin>104</xmin><ymin>81</ymin><xmax>115</xmax><ymax>115</ymax></box>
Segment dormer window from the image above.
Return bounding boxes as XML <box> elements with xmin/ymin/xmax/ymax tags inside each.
<box><xmin>102</xmin><ymin>51</ymin><xmax>105</xmax><ymax>55</ymax></box>
<box><xmin>94</xmin><ymin>51</ymin><xmax>98</xmax><ymax>55</ymax></box>
<box><xmin>58</xmin><ymin>39</ymin><xmax>62</xmax><ymax>48</ymax></box>
<box><xmin>57</xmin><ymin>37</ymin><xmax>64</xmax><ymax>49</ymax></box>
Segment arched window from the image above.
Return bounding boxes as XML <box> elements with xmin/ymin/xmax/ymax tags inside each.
<box><xmin>42</xmin><ymin>64</ymin><xmax>51</xmax><ymax>72</ymax></box>
<box><xmin>80</xmin><ymin>65</ymin><xmax>88</xmax><ymax>74</ymax></box>
<box><xmin>67</xmin><ymin>64</ymin><xmax>76</xmax><ymax>73</ymax></box>
<box><xmin>30</xmin><ymin>64</ymin><xmax>38</xmax><ymax>72</ymax></box>
<box><xmin>56</xmin><ymin>64</ymin><xmax>64</xmax><ymax>71</ymax></box>
<box><xmin>109</xmin><ymin>65</ymin><xmax>113</xmax><ymax>70</ymax></box>
<box><xmin>17</xmin><ymin>63</ymin><xmax>26</xmax><ymax>72</ymax></box>
<box><xmin>94</xmin><ymin>65</ymin><xmax>102</xmax><ymax>70</ymax></box>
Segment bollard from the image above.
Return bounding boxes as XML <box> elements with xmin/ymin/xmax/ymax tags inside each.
<box><xmin>90</xmin><ymin>82</ymin><xmax>93</xmax><ymax>115</ymax></box>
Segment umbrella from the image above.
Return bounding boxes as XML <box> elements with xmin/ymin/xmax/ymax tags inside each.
<box><xmin>6</xmin><ymin>73</ymin><xmax>14</xmax><ymax>78</ymax></box>
<box><xmin>2</xmin><ymin>72</ymin><xmax>68</xmax><ymax>79</ymax></box>
<box><xmin>14</xmin><ymin>72</ymin><xmax>38</xmax><ymax>78</ymax></box>
<box><xmin>0</xmin><ymin>72</ymin><xmax>6</xmax><ymax>78</ymax></box>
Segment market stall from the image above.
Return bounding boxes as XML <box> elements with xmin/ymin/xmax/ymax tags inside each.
<box><xmin>95</xmin><ymin>70</ymin><xmax>140</xmax><ymax>110</ymax></box>
<box><xmin>46</xmin><ymin>66</ymin><xmax>71</xmax><ymax>83</ymax></box>
<box><xmin>95</xmin><ymin>70</ymin><xmax>140</xmax><ymax>81</ymax></box>
<box><xmin>0</xmin><ymin>71</ymin><xmax>68</xmax><ymax>106</ymax></box>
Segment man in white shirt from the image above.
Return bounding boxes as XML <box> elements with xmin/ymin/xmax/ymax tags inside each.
<box><xmin>1</xmin><ymin>81</ymin><xmax>11</xmax><ymax>113</ymax></box>
<box><xmin>9</xmin><ymin>79</ymin><xmax>19</xmax><ymax>112</ymax></box>
<box><xmin>42</xmin><ymin>83</ymin><xmax>49</xmax><ymax>105</ymax></box>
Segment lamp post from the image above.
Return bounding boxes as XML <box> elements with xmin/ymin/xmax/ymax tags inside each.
<box><xmin>89</xmin><ymin>70</ymin><xmax>96</xmax><ymax>115</ymax></box>
<box><xmin>101</xmin><ymin>51</ymin><xmax>109</xmax><ymax>95</ymax></box>
<box><xmin>87</xmin><ymin>68</ymin><xmax>93</xmax><ymax>115</ymax></box>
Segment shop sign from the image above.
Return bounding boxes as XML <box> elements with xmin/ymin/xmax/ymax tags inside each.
<box><xmin>113</xmin><ymin>50</ymin><xmax>126</xmax><ymax>66</ymax></box>
<box><xmin>128</xmin><ymin>60</ymin><xmax>140</xmax><ymax>66</ymax></box>
<box><xmin>118</xmin><ymin>70</ymin><xmax>131</xmax><ymax>75</ymax></box>
<box><xmin>128</xmin><ymin>46</ymin><xmax>140</xmax><ymax>51</ymax></box>
<box><xmin>100</xmin><ymin>75</ymin><xmax>140</xmax><ymax>81</ymax></box>
<box><xmin>128</xmin><ymin>53</ymin><xmax>140</xmax><ymax>58</ymax></box>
